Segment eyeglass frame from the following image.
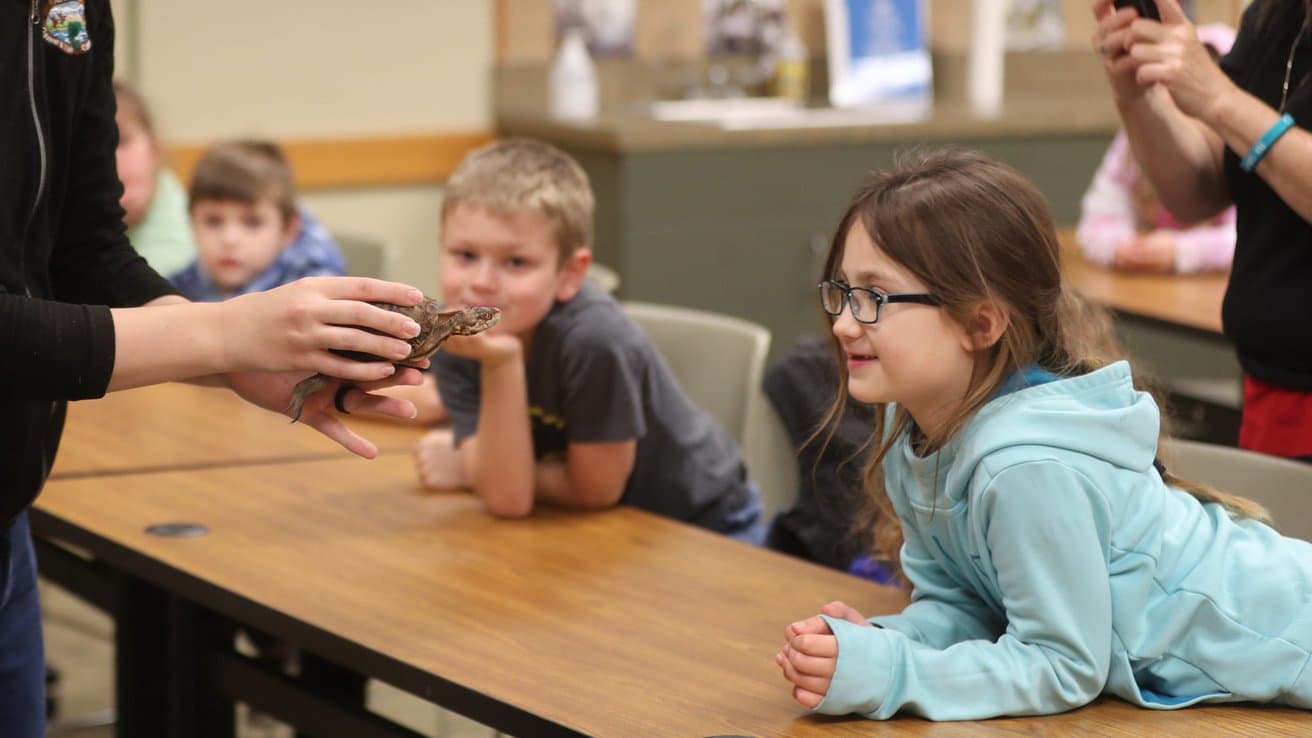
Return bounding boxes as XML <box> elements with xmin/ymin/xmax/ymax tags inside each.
<box><xmin>817</xmin><ymin>279</ymin><xmax>942</xmax><ymax>324</ymax></box>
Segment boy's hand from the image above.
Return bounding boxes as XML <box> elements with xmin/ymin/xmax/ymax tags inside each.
<box><xmin>776</xmin><ymin>601</ymin><xmax>870</xmax><ymax>709</ymax></box>
<box><xmin>218</xmin><ymin>277</ymin><xmax>424</xmax><ymax>381</ymax></box>
<box><xmin>438</xmin><ymin>331</ymin><xmax>523</xmax><ymax>367</ymax></box>
<box><xmin>413</xmin><ymin>427</ymin><xmax>469</xmax><ymax>489</ymax></box>
<box><xmin>226</xmin><ymin>366</ymin><xmax>425</xmax><ymax>458</ymax></box>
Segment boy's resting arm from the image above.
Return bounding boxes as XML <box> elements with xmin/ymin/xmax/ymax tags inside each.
<box><xmin>463</xmin><ymin>358</ymin><xmax>536</xmax><ymax>517</ymax></box>
<box><xmin>818</xmin><ymin>461</ymin><xmax>1114</xmax><ymax>720</ymax></box>
<box><xmin>534</xmin><ymin>439</ymin><xmax>635</xmax><ymax>509</ymax></box>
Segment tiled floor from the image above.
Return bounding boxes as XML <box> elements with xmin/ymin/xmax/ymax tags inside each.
<box><xmin>40</xmin><ymin>580</ymin><xmax>500</xmax><ymax>738</ymax></box>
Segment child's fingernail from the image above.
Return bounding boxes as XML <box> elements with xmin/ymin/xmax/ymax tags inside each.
<box><xmin>408</xmin><ymin>289</ymin><xmax>423</xmax><ymax>302</ymax></box>
<box><xmin>405</xmin><ymin>321</ymin><xmax>421</xmax><ymax>337</ymax></box>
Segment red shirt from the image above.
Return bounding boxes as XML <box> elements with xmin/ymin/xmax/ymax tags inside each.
<box><xmin>1240</xmin><ymin>376</ymin><xmax>1312</xmax><ymax>459</ymax></box>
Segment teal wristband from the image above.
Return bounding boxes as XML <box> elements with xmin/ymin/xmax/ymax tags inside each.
<box><xmin>1240</xmin><ymin>113</ymin><xmax>1296</xmax><ymax>172</ymax></box>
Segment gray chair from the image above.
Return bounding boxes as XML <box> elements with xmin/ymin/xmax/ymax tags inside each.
<box><xmin>743</xmin><ymin>389</ymin><xmax>801</xmax><ymax>519</ymax></box>
<box><xmin>1162</xmin><ymin>438</ymin><xmax>1312</xmax><ymax>542</ymax></box>
<box><xmin>622</xmin><ymin>302</ymin><xmax>795</xmax><ymax>515</ymax></box>
<box><xmin>333</xmin><ymin>232</ymin><xmax>391</xmax><ymax>279</ymax></box>
<box><xmin>622</xmin><ymin>302</ymin><xmax>769</xmax><ymax>447</ymax></box>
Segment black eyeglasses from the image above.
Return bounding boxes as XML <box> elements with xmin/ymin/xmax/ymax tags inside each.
<box><xmin>818</xmin><ymin>280</ymin><xmax>941</xmax><ymax>324</ymax></box>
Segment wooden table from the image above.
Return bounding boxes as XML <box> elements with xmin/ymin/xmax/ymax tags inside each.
<box><xmin>33</xmin><ymin>456</ymin><xmax>1310</xmax><ymax>737</ymax></box>
<box><xmin>1058</xmin><ymin>229</ymin><xmax>1228</xmax><ymax>339</ymax></box>
<box><xmin>51</xmin><ymin>382</ymin><xmax>425</xmax><ymax>479</ymax></box>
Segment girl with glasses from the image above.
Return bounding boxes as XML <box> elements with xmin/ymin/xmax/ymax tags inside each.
<box><xmin>775</xmin><ymin>148</ymin><xmax>1312</xmax><ymax>720</ymax></box>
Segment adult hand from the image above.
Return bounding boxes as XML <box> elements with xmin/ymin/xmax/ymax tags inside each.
<box><xmin>1114</xmin><ymin>231</ymin><xmax>1177</xmax><ymax>272</ymax></box>
<box><xmin>1121</xmin><ymin>0</ymin><xmax>1237</xmax><ymax>121</ymax></box>
<box><xmin>775</xmin><ymin>601</ymin><xmax>870</xmax><ymax>709</ymax></box>
<box><xmin>1092</xmin><ymin>0</ymin><xmax>1152</xmax><ymax>107</ymax></box>
<box><xmin>219</xmin><ymin>277</ymin><xmax>426</xmax><ymax>381</ymax></box>
<box><xmin>227</xmin><ymin>366</ymin><xmax>426</xmax><ymax>458</ymax></box>
<box><xmin>413</xmin><ymin>427</ymin><xmax>469</xmax><ymax>489</ymax></box>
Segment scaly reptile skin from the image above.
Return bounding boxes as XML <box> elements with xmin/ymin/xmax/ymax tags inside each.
<box><xmin>287</xmin><ymin>301</ymin><xmax>500</xmax><ymax>421</ymax></box>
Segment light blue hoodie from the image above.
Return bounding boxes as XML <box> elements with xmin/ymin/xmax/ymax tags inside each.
<box><xmin>817</xmin><ymin>361</ymin><xmax>1312</xmax><ymax>720</ymax></box>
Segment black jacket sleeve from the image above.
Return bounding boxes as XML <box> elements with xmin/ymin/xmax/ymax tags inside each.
<box><xmin>0</xmin><ymin>295</ymin><xmax>115</xmax><ymax>401</ymax></box>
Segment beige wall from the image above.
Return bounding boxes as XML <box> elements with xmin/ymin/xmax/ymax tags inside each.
<box><xmin>111</xmin><ymin>0</ymin><xmax>495</xmax><ymax>296</ymax></box>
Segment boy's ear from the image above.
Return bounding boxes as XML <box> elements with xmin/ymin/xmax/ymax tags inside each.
<box><xmin>280</xmin><ymin>211</ymin><xmax>302</xmax><ymax>247</ymax></box>
<box><xmin>961</xmin><ymin>300</ymin><xmax>1010</xmax><ymax>351</ymax></box>
<box><xmin>554</xmin><ymin>246</ymin><xmax>593</xmax><ymax>302</ymax></box>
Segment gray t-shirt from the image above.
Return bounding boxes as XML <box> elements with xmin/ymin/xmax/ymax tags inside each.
<box><xmin>433</xmin><ymin>283</ymin><xmax>757</xmax><ymax>533</ymax></box>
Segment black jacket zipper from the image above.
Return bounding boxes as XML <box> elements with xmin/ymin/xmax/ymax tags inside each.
<box><xmin>25</xmin><ymin>0</ymin><xmax>47</xmax><ymax>299</ymax></box>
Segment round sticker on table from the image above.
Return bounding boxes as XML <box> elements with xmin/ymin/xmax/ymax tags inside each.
<box><xmin>144</xmin><ymin>522</ymin><xmax>209</xmax><ymax>538</ymax></box>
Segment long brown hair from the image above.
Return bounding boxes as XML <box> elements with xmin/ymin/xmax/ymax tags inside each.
<box><xmin>818</xmin><ymin>149</ymin><xmax>1266</xmax><ymax>576</ymax></box>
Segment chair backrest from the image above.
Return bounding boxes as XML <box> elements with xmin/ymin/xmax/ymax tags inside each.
<box><xmin>742</xmin><ymin>389</ymin><xmax>801</xmax><ymax>518</ymax></box>
<box><xmin>333</xmin><ymin>232</ymin><xmax>391</xmax><ymax>279</ymax></box>
<box><xmin>1162</xmin><ymin>438</ymin><xmax>1312</xmax><ymax>542</ymax></box>
<box><xmin>622</xmin><ymin>302</ymin><xmax>769</xmax><ymax>448</ymax></box>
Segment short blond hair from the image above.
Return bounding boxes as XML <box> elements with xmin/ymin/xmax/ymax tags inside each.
<box><xmin>442</xmin><ymin>138</ymin><xmax>594</xmax><ymax>257</ymax></box>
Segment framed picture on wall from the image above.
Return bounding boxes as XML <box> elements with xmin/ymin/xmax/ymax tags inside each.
<box><xmin>824</xmin><ymin>0</ymin><xmax>932</xmax><ymax>118</ymax></box>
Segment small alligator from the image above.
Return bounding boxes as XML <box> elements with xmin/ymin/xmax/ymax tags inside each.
<box><xmin>288</xmin><ymin>301</ymin><xmax>500</xmax><ymax>422</ymax></box>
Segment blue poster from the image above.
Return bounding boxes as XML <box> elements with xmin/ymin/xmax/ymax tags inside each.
<box><xmin>825</xmin><ymin>0</ymin><xmax>931</xmax><ymax>114</ymax></box>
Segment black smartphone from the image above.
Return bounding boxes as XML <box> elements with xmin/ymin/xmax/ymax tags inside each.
<box><xmin>1114</xmin><ymin>0</ymin><xmax>1161</xmax><ymax>21</ymax></box>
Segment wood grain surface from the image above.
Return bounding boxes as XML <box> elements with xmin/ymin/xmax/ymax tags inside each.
<box><xmin>50</xmin><ymin>383</ymin><xmax>424</xmax><ymax>479</ymax></box>
<box><xmin>1059</xmin><ymin>229</ymin><xmax>1227</xmax><ymax>336</ymax></box>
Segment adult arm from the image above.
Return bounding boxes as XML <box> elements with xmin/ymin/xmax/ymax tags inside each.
<box><xmin>1092</xmin><ymin>0</ymin><xmax>1231</xmax><ymax>223</ymax></box>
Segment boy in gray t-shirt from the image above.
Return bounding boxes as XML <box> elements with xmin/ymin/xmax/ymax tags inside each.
<box><xmin>411</xmin><ymin>139</ymin><xmax>762</xmax><ymax>539</ymax></box>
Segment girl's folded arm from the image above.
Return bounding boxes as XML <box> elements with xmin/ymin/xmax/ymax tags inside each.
<box><xmin>821</xmin><ymin>461</ymin><xmax>1114</xmax><ymax>721</ymax></box>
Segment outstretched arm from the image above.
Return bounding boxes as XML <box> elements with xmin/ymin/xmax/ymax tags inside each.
<box><xmin>108</xmin><ymin>277</ymin><xmax>423</xmax><ymax>392</ymax></box>
<box><xmin>804</xmin><ymin>462</ymin><xmax>1114</xmax><ymax>720</ymax></box>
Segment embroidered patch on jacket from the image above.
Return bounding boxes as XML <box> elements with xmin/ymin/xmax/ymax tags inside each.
<box><xmin>42</xmin><ymin>0</ymin><xmax>92</xmax><ymax>55</ymax></box>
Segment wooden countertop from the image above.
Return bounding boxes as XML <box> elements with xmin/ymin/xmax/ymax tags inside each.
<box><xmin>498</xmin><ymin>95</ymin><xmax>1121</xmax><ymax>152</ymax></box>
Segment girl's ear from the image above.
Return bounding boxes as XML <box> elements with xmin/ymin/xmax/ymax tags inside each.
<box><xmin>962</xmin><ymin>300</ymin><xmax>1010</xmax><ymax>351</ymax></box>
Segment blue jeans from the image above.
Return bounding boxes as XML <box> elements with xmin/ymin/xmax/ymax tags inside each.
<box><xmin>0</xmin><ymin>513</ymin><xmax>45</xmax><ymax>738</ymax></box>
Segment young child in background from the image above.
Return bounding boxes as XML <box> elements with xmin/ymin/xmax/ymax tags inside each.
<box><xmin>413</xmin><ymin>138</ymin><xmax>764</xmax><ymax>541</ymax></box>
<box><xmin>172</xmin><ymin>141</ymin><xmax>345</xmax><ymax>301</ymax></box>
<box><xmin>775</xmin><ymin>149</ymin><xmax>1312</xmax><ymax>719</ymax></box>
<box><xmin>762</xmin><ymin>337</ymin><xmax>879</xmax><ymax>576</ymax></box>
<box><xmin>113</xmin><ymin>81</ymin><xmax>197</xmax><ymax>279</ymax></box>
<box><xmin>1075</xmin><ymin>24</ymin><xmax>1237</xmax><ymax>274</ymax></box>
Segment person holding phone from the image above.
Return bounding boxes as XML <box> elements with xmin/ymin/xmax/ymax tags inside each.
<box><xmin>1092</xmin><ymin>0</ymin><xmax>1312</xmax><ymax>463</ymax></box>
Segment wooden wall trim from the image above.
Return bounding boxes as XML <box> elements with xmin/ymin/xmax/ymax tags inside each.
<box><xmin>168</xmin><ymin>131</ymin><xmax>497</xmax><ymax>191</ymax></box>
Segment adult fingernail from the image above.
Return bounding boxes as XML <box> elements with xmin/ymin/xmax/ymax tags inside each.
<box><xmin>404</xmin><ymin>321</ymin><xmax>421</xmax><ymax>337</ymax></box>
<box><xmin>408</xmin><ymin>289</ymin><xmax>423</xmax><ymax>302</ymax></box>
